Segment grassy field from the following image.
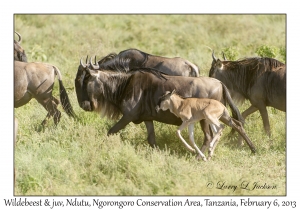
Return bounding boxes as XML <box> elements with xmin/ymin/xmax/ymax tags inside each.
<box><xmin>14</xmin><ymin>14</ymin><xmax>286</xmax><ymax>195</ymax></box>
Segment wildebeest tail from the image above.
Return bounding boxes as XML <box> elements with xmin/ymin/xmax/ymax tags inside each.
<box><xmin>221</xmin><ymin>82</ymin><xmax>244</xmax><ymax>124</ymax></box>
<box><xmin>185</xmin><ymin>60</ymin><xmax>200</xmax><ymax>77</ymax></box>
<box><xmin>53</xmin><ymin>66</ymin><xmax>77</xmax><ymax>119</ymax></box>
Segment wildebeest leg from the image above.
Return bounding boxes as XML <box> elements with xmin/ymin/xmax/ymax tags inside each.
<box><xmin>41</xmin><ymin>113</ymin><xmax>51</xmax><ymax>127</ymax></box>
<box><xmin>199</xmin><ymin>119</ymin><xmax>213</xmax><ymax>153</ymax></box>
<box><xmin>208</xmin><ymin>124</ymin><xmax>224</xmax><ymax>160</ymax></box>
<box><xmin>14</xmin><ymin>92</ymin><xmax>32</xmax><ymax>108</ymax></box>
<box><xmin>220</xmin><ymin>116</ymin><xmax>256</xmax><ymax>153</ymax></box>
<box><xmin>257</xmin><ymin>106</ymin><xmax>271</xmax><ymax>137</ymax></box>
<box><xmin>41</xmin><ymin>97</ymin><xmax>60</xmax><ymax>126</ymax></box>
<box><xmin>38</xmin><ymin>96</ymin><xmax>61</xmax><ymax>127</ymax></box>
<box><xmin>107</xmin><ymin>116</ymin><xmax>131</xmax><ymax>136</ymax></box>
<box><xmin>144</xmin><ymin>121</ymin><xmax>157</xmax><ymax>147</ymax></box>
<box><xmin>188</xmin><ymin>124</ymin><xmax>207</xmax><ymax>161</ymax></box>
<box><xmin>244</xmin><ymin>104</ymin><xmax>271</xmax><ymax>136</ymax></box>
<box><xmin>203</xmin><ymin>112</ymin><xmax>224</xmax><ymax>160</ymax></box>
<box><xmin>176</xmin><ymin>121</ymin><xmax>196</xmax><ymax>153</ymax></box>
<box><xmin>238</xmin><ymin>105</ymin><xmax>258</xmax><ymax>146</ymax></box>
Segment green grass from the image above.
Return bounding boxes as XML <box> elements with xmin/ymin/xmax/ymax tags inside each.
<box><xmin>14</xmin><ymin>14</ymin><xmax>286</xmax><ymax>195</ymax></box>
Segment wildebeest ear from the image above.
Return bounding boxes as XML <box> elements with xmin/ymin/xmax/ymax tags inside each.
<box><xmin>216</xmin><ymin>59</ymin><xmax>223</xmax><ymax>70</ymax></box>
<box><xmin>164</xmin><ymin>91</ymin><xmax>171</xmax><ymax>96</ymax></box>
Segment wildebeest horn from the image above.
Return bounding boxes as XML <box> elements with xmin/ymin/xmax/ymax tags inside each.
<box><xmin>222</xmin><ymin>51</ymin><xmax>227</xmax><ymax>61</ymax></box>
<box><xmin>94</xmin><ymin>56</ymin><xmax>97</xmax><ymax>65</ymax></box>
<box><xmin>80</xmin><ymin>57</ymin><xmax>88</xmax><ymax>68</ymax></box>
<box><xmin>212</xmin><ymin>51</ymin><xmax>217</xmax><ymax>62</ymax></box>
<box><xmin>85</xmin><ymin>55</ymin><xmax>89</xmax><ymax>64</ymax></box>
<box><xmin>15</xmin><ymin>31</ymin><xmax>22</xmax><ymax>43</ymax></box>
<box><xmin>89</xmin><ymin>56</ymin><xmax>99</xmax><ymax>70</ymax></box>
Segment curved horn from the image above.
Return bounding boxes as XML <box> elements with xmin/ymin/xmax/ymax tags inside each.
<box><xmin>94</xmin><ymin>55</ymin><xmax>100</xmax><ymax>69</ymax></box>
<box><xmin>89</xmin><ymin>56</ymin><xmax>99</xmax><ymax>70</ymax></box>
<box><xmin>80</xmin><ymin>57</ymin><xmax>87</xmax><ymax>68</ymax></box>
<box><xmin>222</xmin><ymin>51</ymin><xmax>227</xmax><ymax>61</ymax></box>
<box><xmin>94</xmin><ymin>56</ymin><xmax>97</xmax><ymax>65</ymax></box>
<box><xmin>85</xmin><ymin>55</ymin><xmax>89</xmax><ymax>64</ymax></box>
<box><xmin>15</xmin><ymin>31</ymin><xmax>22</xmax><ymax>43</ymax></box>
<box><xmin>212</xmin><ymin>50</ymin><xmax>217</xmax><ymax>62</ymax></box>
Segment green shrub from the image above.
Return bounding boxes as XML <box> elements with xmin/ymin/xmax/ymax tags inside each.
<box><xmin>255</xmin><ymin>45</ymin><xmax>279</xmax><ymax>58</ymax></box>
<box><xmin>221</xmin><ymin>47</ymin><xmax>239</xmax><ymax>60</ymax></box>
<box><xmin>28</xmin><ymin>44</ymin><xmax>48</xmax><ymax>62</ymax></box>
<box><xmin>279</xmin><ymin>46</ymin><xmax>286</xmax><ymax>63</ymax></box>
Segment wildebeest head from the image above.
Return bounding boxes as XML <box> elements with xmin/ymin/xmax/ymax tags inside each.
<box><xmin>155</xmin><ymin>89</ymin><xmax>176</xmax><ymax>112</ymax></box>
<box><xmin>14</xmin><ymin>31</ymin><xmax>27</xmax><ymax>62</ymax></box>
<box><xmin>208</xmin><ymin>51</ymin><xmax>225</xmax><ymax>78</ymax></box>
<box><xmin>75</xmin><ymin>57</ymin><xmax>98</xmax><ymax>112</ymax></box>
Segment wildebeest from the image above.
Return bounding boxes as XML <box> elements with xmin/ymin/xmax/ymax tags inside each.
<box><xmin>93</xmin><ymin>48</ymin><xmax>199</xmax><ymax>77</ymax></box>
<box><xmin>209</xmin><ymin>52</ymin><xmax>286</xmax><ymax>138</ymax></box>
<box><xmin>14</xmin><ymin>61</ymin><xmax>76</xmax><ymax>126</ymax></box>
<box><xmin>14</xmin><ymin>31</ymin><xmax>27</xmax><ymax>62</ymax></box>
<box><xmin>155</xmin><ymin>90</ymin><xmax>256</xmax><ymax>161</ymax></box>
<box><xmin>75</xmin><ymin>59</ymin><xmax>249</xmax><ymax>154</ymax></box>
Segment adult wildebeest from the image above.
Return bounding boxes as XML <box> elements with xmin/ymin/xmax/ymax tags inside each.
<box><xmin>94</xmin><ymin>48</ymin><xmax>199</xmax><ymax>77</ymax></box>
<box><xmin>14</xmin><ymin>61</ymin><xmax>76</xmax><ymax>126</ymax></box>
<box><xmin>14</xmin><ymin>31</ymin><xmax>27</xmax><ymax>62</ymax></box>
<box><xmin>209</xmin><ymin>52</ymin><xmax>286</xmax><ymax>138</ymax></box>
<box><xmin>75</xmin><ymin>59</ymin><xmax>253</xmax><ymax>154</ymax></box>
<box><xmin>155</xmin><ymin>90</ymin><xmax>255</xmax><ymax>161</ymax></box>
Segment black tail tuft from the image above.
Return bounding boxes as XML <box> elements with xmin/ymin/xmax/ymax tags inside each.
<box><xmin>58</xmin><ymin>80</ymin><xmax>77</xmax><ymax>119</ymax></box>
<box><xmin>222</xmin><ymin>82</ymin><xmax>244</xmax><ymax>135</ymax></box>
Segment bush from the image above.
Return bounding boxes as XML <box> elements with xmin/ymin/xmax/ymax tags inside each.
<box><xmin>28</xmin><ymin>44</ymin><xmax>48</xmax><ymax>62</ymax></box>
<box><xmin>255</xmin><ymin>45</ymin><xmax>279</xmax><ymax>58</ymax></box>
<box><xmin>279</xmin><ymin>46</ymin><xmax>286</xmax><ymax>63</ymax></box>
<box><xmin>221</xmin><ymin>47</ymin><xmax>239</xmax><ymax>60</ymax></box>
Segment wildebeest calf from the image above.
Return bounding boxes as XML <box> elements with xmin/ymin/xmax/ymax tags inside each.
<box><xmin>156</xmin><ymin>90</ymin><xmax>256</xmax><ymax>161</ymax></box>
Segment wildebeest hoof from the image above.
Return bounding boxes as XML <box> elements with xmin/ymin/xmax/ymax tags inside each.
<box><xmin>196</xmin><ymin>155</ymin><xmax>207</xmax><ymax>162</ymax></box>
<box><xmin>237</xmin><ymin>139</ymin><xmax>244</xmax><ymax>147</ymax></box>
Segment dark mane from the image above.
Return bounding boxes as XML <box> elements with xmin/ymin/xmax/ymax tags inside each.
<box><xmin>93</xmin><ymin>68</ymin><xmax>167</xmax><ymax>120</ymax></box>
<box><xmin>93</xmin><ymin>70</ymin><xmax>130</xmax><ymax>120</ymax></box>
<box><xmin>222</xmin><ymin>57</ymin><xmax>285</xmax><ymax>98</ymax></box>
<box><xmin>97</xmin><ymin>52</ymin><xmax>126</xmax><ymax>71</ymax></box>
<box><xmin>98</xmin><ymin>52</ymin><xmax>118</xmax><ymax>65</ymax></box>
<box><xmin>235</xmin><ymin>57</ymin><xmax>284</xmax><ymax>69</ymax></box>
<box><xmin>97</xmin><ymin>49</ymin><xmax>149</xmax><ymax>72</ymax></box>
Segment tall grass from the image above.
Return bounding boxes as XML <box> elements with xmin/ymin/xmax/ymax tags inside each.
<box><xmin>14</xmin><ymin>14</ymin><xmax>286</xmax><ymax>195</ymax></box>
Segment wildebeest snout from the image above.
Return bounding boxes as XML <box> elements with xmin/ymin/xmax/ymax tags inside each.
<box><xmin>81</xmin><ymin>100</ymin><xmax>93</xmax><ymax>111</ymax></box>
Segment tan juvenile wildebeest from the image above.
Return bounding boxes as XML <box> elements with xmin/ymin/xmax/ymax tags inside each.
<box><xmin>156</xmin><ymin>90</ymin><xmax>256</xmax><ymax>161</ymax></box>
